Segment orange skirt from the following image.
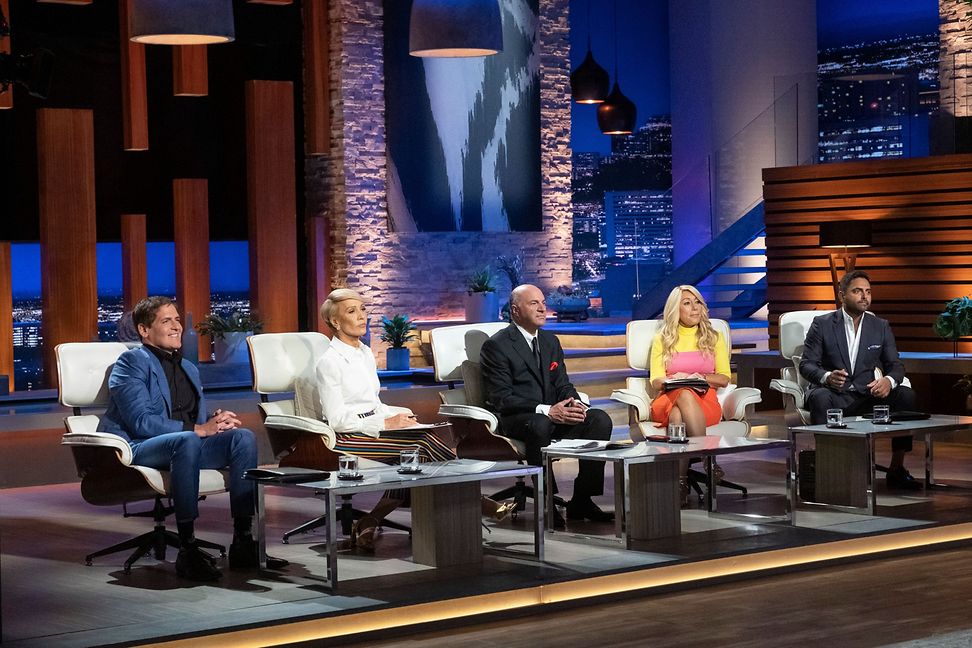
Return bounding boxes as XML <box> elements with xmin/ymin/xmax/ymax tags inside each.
<box><xmin>650</xmin><ymin>387</ymin><xmax>722</xmax><ymax>428</ymax></box>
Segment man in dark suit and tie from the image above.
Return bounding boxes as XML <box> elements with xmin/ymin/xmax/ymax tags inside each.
<box><xmin>480</xmin><ymin>284</ymin><xmax>614</xmax><ymax>525</ymax></box>
<box><xmin>800</xmin><ymin>270</ymin><xmax>919</xmax><ymax>489</ymax></box>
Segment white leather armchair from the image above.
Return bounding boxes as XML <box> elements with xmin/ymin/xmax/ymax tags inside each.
<box><xmin>57</xmin><ymin>342</ymin><xmax>228</xmax><ymax>573</ymax></box>
<box><xmin>611</xmin><ymin>319</ymin><xmax>762</xmax><ymax>441</ymax></box>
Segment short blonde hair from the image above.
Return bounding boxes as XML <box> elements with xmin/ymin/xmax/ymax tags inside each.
<box><xmin>320</xmin><ymin>288</ymin><xmax>366</xmax><ymax>329</ymax></box>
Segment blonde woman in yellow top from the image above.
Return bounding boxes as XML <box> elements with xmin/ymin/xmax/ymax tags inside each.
<box><xmin>649</xmin><ymin>285</ymin><xmax>730</xmax><ymax>435</ymax></box>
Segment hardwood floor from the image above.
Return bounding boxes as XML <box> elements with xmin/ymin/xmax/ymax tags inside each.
<box><xmin>360</xmin><ymin>547</ymin><xmax>972</xmax><ymax>648</ymax></box>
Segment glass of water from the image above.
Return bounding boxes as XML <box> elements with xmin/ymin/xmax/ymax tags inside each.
<box><xmin>338</xmin><ymin>454</ymin><xmax>359</xmax><ymax>479</ymax></box>
<box><xmin>667</xmin><ymin>421</ymin><xmax>687</xmax><ymax>441</ymax></box>
<box><xmin>873</xmin><ymin>405</ymin><xmax>891</xmax><ymax>424</ymax></box>
<box><xmin>826</xmin><ymin>409</ymin><xmax>843</xmax><ymax>427</ymax></box>
<box><xmin>399</xmin><ymin>447</ymin><xmax>421</xmax><ymax>472</ymax></box>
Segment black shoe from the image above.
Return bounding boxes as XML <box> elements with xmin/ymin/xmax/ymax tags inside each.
<box><xmin>565</xmin><ymin>498</ymin><xmax>615</xmax><ymax>523</ymax></box>
<box><xmin>887</xmin><ymin>468</ymin><xmax>922</xmax><ymax>491</ymax></box>
<box><xmin>229</xmin><ymin>536</ymin><xmax>290</xmax><ymax>570</ymax></box>
<box><xmin>176</xmin><ymin>545</ymin><xmax>222</xmax><ymax>581</ymax></box>
<box><xmin>551</xmin><ymin>508</ymin><xmax>566</xmax><ymax>530</ymax></box>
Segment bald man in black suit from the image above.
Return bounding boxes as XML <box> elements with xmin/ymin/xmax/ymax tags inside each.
<box><xmin>480</xmin><ymin>284</ymin><xmax>614</xmax><ymax>525</ymax></box>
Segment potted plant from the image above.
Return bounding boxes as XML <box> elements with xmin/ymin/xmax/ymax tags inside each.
<box><xmin>546</xmin><ymin>285</ymin><xmax>591</xmax><ymax>322</ymax></box>
<box><xmin>954</xmin><ymin>375</ymin><xmax>972</xmax><ymax>412</ymax></box>
<box><xmin>464</xmin><ymin>267</ymin><xmax>499</xmax><ymax>323</ymax></box>
<box><xmin>197</xmin><ymin>311</ymin><xmax>264</xmax><ymax>364</ymax></box>
<box><xmin>933</xmin><ymin>296</ymin><xmax>972</xmax><ymax>357</ymax></box>
<box><xmin>380</xmin><ymin>314</ymin><xmax>418</xmax><ymax>371</ymax></box>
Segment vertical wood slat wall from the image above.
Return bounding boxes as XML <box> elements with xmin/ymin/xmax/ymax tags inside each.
<box><xmin>0</xmin><ymin>0</ymin><xmax>11</xmax><ymax>110</ymax></box>
<box><xmin>120</xmin><ymin>214</ymin><xmax>147</xmax><ymax>311</ymax></box>
<box><xmin>306</xmin><ymin>215</ymin><xmax>330</xmax><ymax>332</ymax></box>
<box><xmin>246</xmin><ymin>80</ymin><xmax>298</xmax><ymax>334</ymax></box>
<box><xmin>763</xmin><ymin>154</ymin><xmax>972</xmax><ymax>353</ymax></box>
<box><xmin>173</xmin><ymin>45</ymin><xmax>208</xmax><ymax>97</ymax></box>
<box><xmin>37</xmin><ymin>108</ymin><xmax>98</xmax><ymax>386</ymax></box>
<box><xmin>0</xmin><ymin>242</ymin><xmax>13</xmax><ymax>390</ymax></box>
<box><xmin>303</xmin><ymin>0</ymin><xmax>329</xmax><ymax>155</ymax></box>
<box><xmin>173</xmin><ymin>179</ymin><xmax>211</xmax><ymax>361</ymax></box>
<box><xmin>118</xmin><ymin>0</ymin><xmax>148</xmax><ymax>150</ymax></box>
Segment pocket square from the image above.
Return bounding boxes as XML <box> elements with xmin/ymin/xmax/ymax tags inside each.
<box><xmin>867</xmin><ymin>344</ymin><xmax>881</xmax><ymax>350</ymax></box>
<box><xmin>549</xmin><ymin>361</ymin><xmax>558</xmax><ymax>371</ymax></box>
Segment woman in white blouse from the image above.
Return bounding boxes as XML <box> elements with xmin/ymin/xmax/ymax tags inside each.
<box><xmin>315</xmin><ymin>288</ymin><xmax>512</xmax><ymax>551</ymax></box>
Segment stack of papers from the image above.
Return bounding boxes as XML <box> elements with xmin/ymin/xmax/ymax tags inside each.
<box><xmin>547</xmin><ymin>439</ymin><xmax>608</xmax><ymax>451</ymax></box>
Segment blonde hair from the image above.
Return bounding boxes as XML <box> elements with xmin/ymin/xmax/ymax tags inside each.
<box><xmin>658</xmin><ymin>285</ymin><xmax>718</xmax><ymax>367</ymax></box>
<box><xmin>320</xmin><ymin>288</ymin><xmax>366</xmax><ymax>330</ymax></box>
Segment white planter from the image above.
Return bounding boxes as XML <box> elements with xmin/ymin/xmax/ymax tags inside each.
<box><xmin>464</xmin><ymin>292</ymin><xmax>499</xmax><ymax>323</ymax></box>
<box><xmin>214</xmin><ymin>331</ymin><xmax>252</xmax><ymax>364</ymax></box>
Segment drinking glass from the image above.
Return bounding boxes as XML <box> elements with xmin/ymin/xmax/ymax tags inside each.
<box><xmin>667</xmin><ymin>422</ymin><xmax>687</xmax><ymax>441</ymax></box>
<box><xmin>399</xmin><ymin>447</ymin><xmax>421</xmax><ymax>472</ymax></box>
<box><xmin>338</xmin><ymin>454</ymin><xmax>359</xmax><ymax>478</ymax></box>
<box><xmin>826</xmin><ymin>408</ymin><xmax>843</xmax><ymax>427</ymax></box>
<box><xmin>873</xmin><ymin>405</ymin><xmax>891</xmax><ymax>424</ymax></box>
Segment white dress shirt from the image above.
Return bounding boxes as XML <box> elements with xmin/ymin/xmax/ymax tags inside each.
<box><xmin>315</xmin><ymin>337</ymin><xmax>390</xmax><ymax>437</ymax></box>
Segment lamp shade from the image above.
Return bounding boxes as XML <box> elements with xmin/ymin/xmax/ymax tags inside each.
<box><xmin>409</xmin><ymin>0</ymin><xmax>503</xmax><ymax>57</ymax></box>
<box><xmin>597</xmin><ymin>81</ymin><xmax>636</xmax><ymax>135</ymax></box>
<box><xmin>570</xmin><ymin>48</ymin><xmax>610</xmax><ymax>104</ymax></box>
<box><xmin>819</xmin><ymin>221</ymin><xmax>872</xmax><ymax>248</ymax></box>
<box><xmin>131</xmin><ymin>0</ymin><xmax>235</xmax><ymax>45</ymax></box>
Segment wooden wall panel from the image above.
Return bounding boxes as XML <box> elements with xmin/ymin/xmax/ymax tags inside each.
<box><xmin>37</xmin><ymin>109</ymin><xmax>98</xmax><ymax>387</ymax></box>
<box><xmin>763</xmin><ymin>153</ymin><xmax>972</xmax><ymax>354</ymax></box>
<box><xmin>120</xmin><ymin>214</ymin><xmax>147</xmax><ymax>311</ymax></box>
<box><xmin>173</xmin><ymin>179</ymin><xmax>211</xmax><ymax>361</ymax></box>
<box><xmin>118</xmin><ymin>0</ymin><xmax>148</xmax><ymax>150</ymax></box>
<box><xmin>303</xmin><ymin>0</ymin><xmax>329</xmax><ymax>155</ymax></box>
<box><xmin>306</xmin><ymin>215</ymin><xmax>330</xmax><ymax>332</ymax></box>
<box><xmin>173</xmin><ymin>45</ymin><xmax>208</xmax><ymax>96</ymax></box>
<box><xmin>0</xmin><ymin>242</ymin><xmax>13</xmax><ymax>391</ymax></box>
<box><xmin>246</xmin><ymin>80</ymin><xmax>297</xmax><ymax>334</ymax></box>
<box><xmin>1</xmin><ymin>0</ymin><xmax>11</xmax><ymax>110</ymax></box>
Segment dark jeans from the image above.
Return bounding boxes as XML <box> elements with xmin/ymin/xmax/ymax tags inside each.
<box><xmin>807</xmin><ymin>385</ymin><xmax>916</xmax><ymax>452</ymax></box>
<box><xmin>131</xmin><ymin>428</ymin><xmax>258</xmax><ymax>523</ymax></box>
<box><xmin>500</xmin><ymin>408</ymin><xmax>613</xmax><ymax>499</ymax></box>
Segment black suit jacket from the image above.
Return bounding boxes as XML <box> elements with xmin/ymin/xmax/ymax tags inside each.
<box><xmin>799</xmin><ymin>310</ymin><xmax>906</xmax><ymax>396</ymax></box>
<box><xmin>480</xmin><ymin>324</ymin><xmax>578</xmax><ymax>416</ymax></box>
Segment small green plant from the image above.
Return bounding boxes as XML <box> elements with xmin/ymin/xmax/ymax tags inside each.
<box><xmin>933</xmin><ymin>296</ymin><xmax>972</xmax><ymax>340</ymax></box>
<box><xmin>196</xmin><ymin>311</ymin><xmax>264</xmax><ymax>340</ymax></box>
<box><xmin>380</xmin><ymin>314</ymin><xmax>418</xmax><ymax>348</ymax></box>
<box><xmin>466</xmin><ymin>267</ymin><xmax>496</xmax><ymax>294</ymax></box>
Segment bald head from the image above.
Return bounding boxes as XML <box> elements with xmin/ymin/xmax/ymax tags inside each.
<box><xmin>510</xmin><ymin>284</ymin><xmax>546</xmax><ymax>333</ymax></box>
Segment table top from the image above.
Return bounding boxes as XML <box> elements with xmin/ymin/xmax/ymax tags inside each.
<box><xmin>792</xmin><ymin>414</ymin><xmax>972</xmax><ymax>437</ymax></box>
<box><xmin>542</xmin><ymin>435</ymin><xmax>789</xmax><ymax>464</ymax></box>
<box><xmin>283</xmin><ymin>459</ymin><xmax>540</xmax><ymax>496</ymax></box>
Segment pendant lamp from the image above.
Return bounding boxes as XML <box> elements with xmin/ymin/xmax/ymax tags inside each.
<box><xmin>570</xmin><ymin>0</ymin><xmax>609</xmax><ymax>103</ymax></box>
<box><xmin>596</xmin><ymin>0</ymin><xmax>636</xmax><ymax>134</ymax></box>
<box><xmin>409</xmin><ymin>0</ymin><xmax>503</xmax><ymax>57</ymax></box>
<box><xmin>131</xmin><ymin>0</ymin><xmax>235</xmax><ymax>45</ymax></box>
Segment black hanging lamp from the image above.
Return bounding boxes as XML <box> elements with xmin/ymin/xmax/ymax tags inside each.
<box><xmin>597</xmin><ymin>0</ymin><xmax>636</xmax><ymax>135</ymax></box>
<box><xmin>409</xmin><ymin>0</ymin><xmax>503</xmax><ymax>58</ymax></box>
<box><xmin>131</xmin><ymin>0</ymin><xmax>235</xmax><ymax>45</ymax></box>
<box><xmin>569</xmin><ymin>0</ymin><xmax>609</xmax><ymax>103</ymax></box>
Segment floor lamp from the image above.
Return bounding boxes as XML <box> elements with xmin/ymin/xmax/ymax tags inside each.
<box><xmin>819</xmin><ymin>221</ymin><xmax>872</xmax><ymax>308</ymax></box>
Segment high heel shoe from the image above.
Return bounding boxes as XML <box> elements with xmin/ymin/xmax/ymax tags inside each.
<box><xmin>711</xmin><ymin>462</ymin><xmax>725</xmax><ymax>484</ymax></box>
<box><xmin>481</xmin><ymin>497</ymin><xmax>517</xmax><ymax>521</ymax></box>
<box><xmin>679</xmin><ymin>477</ymin><xmax>690</xmax><ymax>508</ymax></box>
<box><xmin>351</xmin><ymin>515</ymin><xmax>381</xmax><ymax>553</ymax></box>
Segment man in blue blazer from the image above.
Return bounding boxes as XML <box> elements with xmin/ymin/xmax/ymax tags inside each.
<box><xmin>480</xmin><ymin>284</ymin><xmax>614</xmax><ymax>527</ymax></box>
<box><xmin>99</xmin><ymin>296</ymin><xmax>262</xmax><ymax>580</ymax></box>
<box><xmin>800</xmin><ymin>270</ymin><xmax>919</xmax><ymax>489</ymax></box>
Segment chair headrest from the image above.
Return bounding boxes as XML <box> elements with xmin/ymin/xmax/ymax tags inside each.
<box><xmin>56</xmin><ymin>342</ymin><xmax>131</xmax><ymax>408</ymax></box>
<box><xmin>429</xmin><ymin>322</ymin><xmax>508</xmax><ymax>382</ymax></box>
<box><xmin>248</xmin><ymin>332</ymin><xmax>330</xmax><ymax>394</ymax></box>
<box><xmin>625</xmin><ymin>319</ymin><xmax>731</xmax><ymax>371</ymax></box>
<box><xmin>779</xmin><ymin>310</ymin><xmax>829</xmax><ymax>358</ymax></box>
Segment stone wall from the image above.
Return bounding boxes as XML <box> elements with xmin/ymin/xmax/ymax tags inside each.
<box><xmin>940</xmin><ymin>0</ymin><xmax>972</xmax><ymax>118</ymax></box>
<box><xmin>305</xmin><ymin>0</ymin><xmax>572</xmax><ymax>350</ymax></box>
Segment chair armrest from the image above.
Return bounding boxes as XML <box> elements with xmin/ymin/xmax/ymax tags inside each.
<box><xmin>769</xmin><ymin>378</ymin><xmax>804</xmax><ymax>409</ymax></box>
<box><xmin>611</xmin><ymin>388</ymin><xmax>650</xmax><ymax>422</ymax></box>
<box><xmin>62</xmin><ymin>429</ymin><xmax>134</xmax><ymax>466</ymax></box>
<box><xmin>720</xmin><ymin>386</ymin><xmax>761</xmax><ymax>421</ymax></box>
<box><xmin>437</xmin><ymin>404</ymin><xmax>499</xmax><ymax>434</ymax></box>
<box><xmin>263</xmin><ymin>414</ymin><xmax>337</xmax><ymax>447</ymax></box>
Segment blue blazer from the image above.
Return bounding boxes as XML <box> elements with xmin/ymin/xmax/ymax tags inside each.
<box><xmin>799</xmin><ymin>310</ymin><xmax>906</xmax><ymax>396</ymax></box>
<box><xmin>97</xmin><ymin>346</ymin><xmax>207</xmax><ymax>444</ymax></box>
